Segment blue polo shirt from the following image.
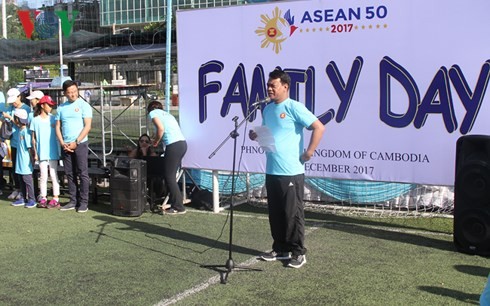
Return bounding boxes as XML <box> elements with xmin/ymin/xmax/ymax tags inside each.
<box><xmin>55</xmin><ymin>97</ymin><xmax>92</xmax><ymax>143</ymax></box>
<box><xmin>262</xmin><ymin>98</ymin><xmax>318</xmax><ymax>176</ymax></box>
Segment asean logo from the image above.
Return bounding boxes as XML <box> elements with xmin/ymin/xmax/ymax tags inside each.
<box><xmin>255</xmin><ymin>7</ymin><xmax>298</xmax><ymax>54</ymax></box>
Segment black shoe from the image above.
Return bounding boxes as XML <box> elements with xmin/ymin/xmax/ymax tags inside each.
<box><xmin>259</xmin><ymin>251</ymin><xmax>291</xmax><ymax>262</ymax></box>
<box><xmin>60</xmin><ymin>202</ymin><xmax>77</xmax><ymax>211</ymax></box>
<box><xmin>287</xmin><ymin>254</ymin><xmax>306</xmax><ymax>268</ymax></box>
<box><xmin>77</xmin><ymin>206</ymin><xmax>89</xmax><ymax>213</ymax></box>
<box><xmin>163</xmin><ymin>208</ymin><xmax>186</xmax><ymax>215</ymax></box>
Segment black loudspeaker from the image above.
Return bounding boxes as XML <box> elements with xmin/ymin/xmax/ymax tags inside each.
<box><xmin>110</xmin><ymin>158</ymin><xmax>147</xmax><ymax>217</ymax></box>
<box><xmin>454</xmin><ymin>135</ymin><xmax>490</xmax><ymax>256</ymax></box>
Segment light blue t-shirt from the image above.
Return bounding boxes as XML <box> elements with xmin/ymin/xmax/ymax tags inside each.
<box><xmin>55</xmin><ymin>97</ymin><xmax>92</xmax><ymax>143</ymax></box>
<box><xmin>28</xmin><ymin>112</ymin><xmax>34</xmax><ymax>125</ymax></box>
<box><xmin>8</xmin><ymin>104</ymin><xmax>31</xmax><ymax>148</ymax></box>
<box><xmin>0</xmin><ymin>102</ymin><xmax>7</xmax><ymax>112</ymax></box>
<box><xmin>15</xmin><ymin>127</ymin><xmax>33</xmax><ymax>175</ymax></box>
<box><xmin>0</xmin><ymin>102</ymin><xmax>7</xmax><ymax>125</ymax></box>
<box><xmin>30</xmin><ymin>114</ymin><xmax>60</xmax><ymax>161</ymax></box>
<box><xmin>262</xmin><ymin>98</ymin><xmax>318</xmax><ymax>176</ymax></box>
<box><xmin>149</xmin><ymin>109</ymin><xmax>185</xmax><ymax>146</ymax></box>
<box><xmin>482</xmin><ymin>274</ymin><xmax>490</xmax><ymax>306</ymax></box>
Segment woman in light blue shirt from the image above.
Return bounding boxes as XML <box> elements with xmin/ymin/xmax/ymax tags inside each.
<box><xmin>148</xmin><ymin>100</ymin><xmax>187</xmax><ymax>214</ymax></box>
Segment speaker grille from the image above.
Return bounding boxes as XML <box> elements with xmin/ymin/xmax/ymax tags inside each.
<box><xmin>455</xmin><ymin>160</ymin><xmax>490</xmax><ymax>204</ymax></box>
<box><xmin>110</xmin><ymin>159</ymin><xmax>147</xmax><ymax>217</ymax></box>
<box><xmin>454</xmin><ymin>210</ymin><xmax>490</xmax><ymax>251</ymax></box>
<box><xmin>454</xmin><ymin>135</ymin><xmax>490</xmax><ymax>256</ymax></box>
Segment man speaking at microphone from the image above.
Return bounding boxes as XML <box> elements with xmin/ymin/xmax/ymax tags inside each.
<box><xmin>249</xmin><ymin>69</ymin><xmax>325</xmax><ymax>268</ymax></box>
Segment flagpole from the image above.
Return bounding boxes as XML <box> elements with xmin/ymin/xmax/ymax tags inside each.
<box><xmin>59</xmin><ymin>18</ymin><xmax>64</xmax><ymax>79</ymax></box>
<box><xmin>164</xmin><ymin>0</ymin><xmax>172</xmax><ymax>112</ymax></box>
<box><xmin>2</xmin><ymin>0</ymin><xmax>8</xmax><ymax>82</ymax></box>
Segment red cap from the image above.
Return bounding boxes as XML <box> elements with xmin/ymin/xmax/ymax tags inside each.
<box><xmin>38</xmin><ymin>95</ymin><xmax>55</xmax><ymax>106</ymax></box>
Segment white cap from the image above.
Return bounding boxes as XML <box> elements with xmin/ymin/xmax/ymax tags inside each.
<box><xmin>14</xmin><ymin>108</ymin><xmax>28</xmax><ymax>125</ymax></box>
<box><xmin>7</xmin><ymin>88</ymin><xmax>21</xmax><ymax>103</ymax></box>
<box><xmin>26</xmin><ymin>90</ymin><xmax>44</xmax><ymax>100</ymax></box>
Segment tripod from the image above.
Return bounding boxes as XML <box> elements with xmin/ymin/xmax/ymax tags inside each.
<box><xmin>203</xmin><ymin>104</ymin><xmax>262</xmax><ymax>284</ymax></box>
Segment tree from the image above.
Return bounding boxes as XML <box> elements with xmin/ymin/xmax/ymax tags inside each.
<box><xmin>2</xmin><ymin>3</ymin><xmax>25</xmax><ymax>40</ymax></box>
<box><xmin>1</xmin><ymin>4</ymin><xmax>30</xmax><ymax>88</ymax></box>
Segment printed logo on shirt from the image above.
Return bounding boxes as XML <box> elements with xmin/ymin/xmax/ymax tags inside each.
<box><xmin>75</xmin><ymin>108</ymin><xmax>80</xmax><ymax>112</ymax></box>
<box><xmin>280</xmin><ymin>113</ymin><xmax>286</xmax><ymax>119</ymax></box>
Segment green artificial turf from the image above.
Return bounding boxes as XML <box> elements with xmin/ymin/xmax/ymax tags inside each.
<box><xmin>0</xmin><ymin>196</ymin><xmax>488</xmax><ymax>306</ymax></box>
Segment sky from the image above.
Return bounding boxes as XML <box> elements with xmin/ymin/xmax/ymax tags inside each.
<box><xmin>27</xmin><ymin>0</ymin><xmax>52</xmax><ymax>9</ymax></box>
<box><xmin>15</xmin><ymin>0</ymin><xmax>56</xmax><ymax>9</ymax></box>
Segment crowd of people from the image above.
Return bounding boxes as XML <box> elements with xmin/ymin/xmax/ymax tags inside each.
<box><xmin>0</xmin><ymin>69</ymin><xmax>327</xmax><ymax>269</ymax></box>
<box><xmin>0</xmin><ymin>80</ymin><xmax>188</xmax><ymax>216</ymax></box>
<box><xmin>0</xmin><ymin>81</ymin><xmax>93</xmax><ymax>212</ymax></box>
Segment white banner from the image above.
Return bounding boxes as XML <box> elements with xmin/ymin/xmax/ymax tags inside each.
<box><xmin>176</xmin><ymin>0</ymin><xmax>490</xmax><ymax>186</ymax></box>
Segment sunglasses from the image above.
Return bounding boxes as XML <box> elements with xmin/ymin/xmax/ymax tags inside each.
<box><xmin>139</xmin><ymin>139</ymin><xmax>151</xmax><ymax>144</ymax></box>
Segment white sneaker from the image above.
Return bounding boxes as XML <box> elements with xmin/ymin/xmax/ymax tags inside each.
<box><xmin>15</xmin><ymin>192</ymin><xmax>23</xmax><ymax>200</ymax></box>
<box><xmin>8</xmin><ymin>190</ymin><xmax>19</xmax><ymax>200</ymax></box>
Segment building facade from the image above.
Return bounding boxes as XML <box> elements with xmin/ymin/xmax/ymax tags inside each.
<box><xmin>99</xmin><ymin>0</ymin><xmax>245</xmax><ymax>27</ymax></box>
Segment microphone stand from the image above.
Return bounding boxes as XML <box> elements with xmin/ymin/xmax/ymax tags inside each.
<box><xmin>203</xmin><ymin>103</ymin><xmax>263</xmax><ymax>284</ymax></box>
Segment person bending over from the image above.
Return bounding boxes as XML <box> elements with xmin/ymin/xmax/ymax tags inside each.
<box><xmin>147</xmin><ymin>101</ymin><xmax>187</xmax><ymax>215</ymax></box>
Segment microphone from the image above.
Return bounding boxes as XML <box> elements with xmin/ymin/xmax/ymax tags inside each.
<box><xmin>251</xmin><ymin>97</ymin><xmax>271</xmax><ymax>107</ymax></box>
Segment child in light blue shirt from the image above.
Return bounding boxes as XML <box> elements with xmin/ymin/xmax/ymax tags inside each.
<box><xmin>30</xmin><ymin>95</ymin><xmax>61</xmax><ymax>208</ymax></box>
<box><xmin>10</xmin><ymin>108</ymin><xmax>36</xmax><ymax>208</ymax></box>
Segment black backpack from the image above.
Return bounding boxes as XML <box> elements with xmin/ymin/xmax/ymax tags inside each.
<box><xmin>0</xmin><ymin>121</ymin><xmax>13</xmax><ymax>140</ymax></box>
<box><xmin>190</xmin><ymin>189</ymin><xmax>213</xmax><ymax>211</ymax></box>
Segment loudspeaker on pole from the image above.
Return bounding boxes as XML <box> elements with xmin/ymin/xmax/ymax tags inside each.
<box><xmin>454</xmin><ymin>135</ymin><xmax>490</xmax><ymax>256</ymax></box>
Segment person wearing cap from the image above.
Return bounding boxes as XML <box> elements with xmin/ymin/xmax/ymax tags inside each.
<box><xmin>26</xmin><ymin>90</ymin><xmax>44</xmax><ymax>125</ymax></box>
<box><xmin>2</xmin><ymin>88</ymin><xmax>31</xmax><ymax>200</ymax></box>
<box><xmin>10</xmin><ymin>108</ymin><xmax>36</xmax><ymax>208</ymax></box>
<box><xmin>55</xmin><ymin>80</ymin><xmax>92</xmax><ymax>213</ymax></box>
<box><xmin>30</xmin><ymin>95</ymin><xmax>61</xmax><ymax>209</ymax></box>
<box><xmin>26</xmin><ymin>90</ymin><xmax>44</xmax><ymax>201</ymax></box>
<box><xmin>0</xmin><ymin>90</ymin><xmax>12</xmax><ymax>195</ymax></box>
